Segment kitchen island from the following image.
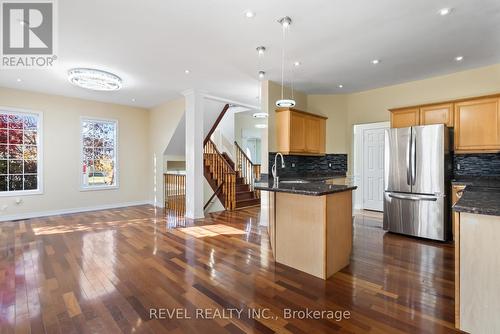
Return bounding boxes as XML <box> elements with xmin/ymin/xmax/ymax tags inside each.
<box><xmin>452</xmin><ymin>178</ymin><xmax>500</xmax><ymax>333</ymax></box>
<box><xmin>255</xmin><ymin>177</ymin><xmax>357</xmax><ymax>279</ymax></box>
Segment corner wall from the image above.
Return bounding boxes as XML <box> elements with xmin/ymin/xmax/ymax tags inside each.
<box><xmin>0</xmin><ymin>87</ymin><xmax>150</xmax><ymax>220</ymax></box>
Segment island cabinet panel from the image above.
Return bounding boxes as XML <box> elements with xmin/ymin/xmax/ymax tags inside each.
<box><xmin>454</xmin><ymin>97</ymin><xmax>500</xmax><ymax>153</ymax></box>
<box><xmin>326</xmin><ymin>191</ymin><xmax>352</xmax><ymax>277</ymax></box>
<box><xmin>420</xmin><ymin>103</ymin><xmax>454</xmax><ymax>127</ymax></box>
<box><xmin>452</xmin><ymin>184</ymin><xmax>466</xmax><ymax>329</ymax></box>
<box><xmin>276</xmin><ymin>108</ymin><xmax>327</xmax><ymax>155</ymax></box>
<box><xmin>268</xmin><ymin>192</ymin><xmax>276</xmax><ymax>259</ymax></box>
<box><xmin>390</xmin><ymin>107</ymin><xmax>419</xmax><ymax>128</ymax></box>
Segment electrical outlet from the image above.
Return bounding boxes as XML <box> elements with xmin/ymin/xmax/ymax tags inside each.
<box><xmin>457</xmin><ymin>163</ymin><xmax>461</xmax><ymax>170</ymax></box>
<box><xmin>291</xmin><ymin>163</ymin><xmax>296</xmax><ymax>168</ymax></box>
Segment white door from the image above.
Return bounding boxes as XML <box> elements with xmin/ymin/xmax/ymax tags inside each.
<box><xmin>363</xmin><ymin>128</ymin><xmax>385</xmax><ymax>211</ymax></box>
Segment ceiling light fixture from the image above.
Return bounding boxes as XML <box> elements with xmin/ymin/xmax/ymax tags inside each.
<box><xmin>131</xmin><ymin>98</ymin><xmax>136</xmax><ymax>102</ymax></box>
<box><xmin>256</xmin><ymin>46</ymin><xmax>266</xmax><ymax>56</ymax></box>
<box><xmin>439</xmin><ymin>8</ymin><xmax>452</xmax><ymax>16</ymax></box>
<box><xmin>455</xmin><ymin>56</ymin><xmax>464</xmax><ymax>62</ymax></box>
<box><xmin>184</xmin><ymin>69</ymin><xmax>190</xmax><ymax>74</ymax></box>
<box><xmin>255</xmin><ymin>124</ymin><xmax>267</xmax><ymax>129</ymax></box>
<box><xmin>16</xmin><ymin>78</ymin><xmax>22</xmax><ymax>83</ymax></box>
<box><xmin>245</xmin><ymin>10</ymin><xmax>255</xmax><ymax>18</ymax></box>
<box><xmin>276</xmin><ymin>16</ymin><xmax>296</xmax><ymax>108</ymax></box>
<box><xmin>338</xmin><ymin>84</ymin><xmax>344</xmax><ymax>88</ymax></box>
<box><xmin>258</xmin><ymin>70</ymin><xmax>265</xmax><ymax>79</ymax></box>
<box><xmin>68</xmin><ymin>68</ymin><xmax>122</xmax><ymax>91</ymax></box>
<box><xmin>253</xmin><ymin>112</ymin><xmax>268</xmax><ymax>118</ymax></box>
<box><xmin>371</xmin><ymin>59</ymin><xmax>380</xmax><ymax>65</ymax></box>
<box><xmin>293</xmin><ymin>61</ymin><xmax>301</xmax><ymax>67</ymax></box>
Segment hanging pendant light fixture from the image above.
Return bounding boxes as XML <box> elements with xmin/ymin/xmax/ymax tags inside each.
<box><xmin>276</xmin><ymin>16</ymin><xmax>296</xmax><ymax>108</ymax></box>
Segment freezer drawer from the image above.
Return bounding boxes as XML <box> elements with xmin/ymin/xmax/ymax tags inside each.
<box><xmin>383</xmin><ymin>192</ymin><xmax>446</xmax><ymax>241</ymax></box>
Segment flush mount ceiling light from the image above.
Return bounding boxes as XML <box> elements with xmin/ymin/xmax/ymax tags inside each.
<box><xmin>276</xmin><ymin>16</ymin><xmax>296</xmax><ymax>108</ymax></box>
<box><xmin>258</xmin><ymin>70</ymin><xmax>266</xmax><ymax>79</ymax></box>
<box><xmin>68</xmin><ymin>68</ymin><xmax>122</xmax><ymax>91</ymax></box>
<box><xmin>455</xmin><ymin>56</ymin><xmax>464</xmax><ymax>62</ymax></box>
<box><xmin>439</xmin><ymin>8</ymin><xmax>453</xmax><ymax>16</ymax></box>
<box><xmin>293</xmin><ymin>61</ymin><xmax>301</xmax><ymax>67</ymax></box>
<box><xmin>245</xmin><ymin>10</ymin><xmax>255</xmax><ymax>18</ymax></box>
<box><xmin>371</xmin><ymin>59</ymin><xmax>380</xmax><ymax>65</ymax></box>
<box><xmin>255</xmin><ymin>124</ymin><xmax>267</xmax><ymax>129</ymax></box>
<box><xmin>253</xmin><ymin>112</ymin><xmax>268</xmax><ymax>118</ymax></box>
<box><xmin>338</xmin><ymin>84</ymin><xmax>344</xmax><ymax>88</ymax></box>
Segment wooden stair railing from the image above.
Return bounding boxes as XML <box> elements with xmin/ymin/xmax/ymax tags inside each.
<box><xmin>204</xmin><ymin>139</ymin><xmax>236</xmax><ymax>210</ymax></box>
<box><xmin>234</xmin><ymin>141</ymin><xmax>261</xmax><ymax>198</ymax></box>
<box><xmin>204</xmin><ymin>104</ymin><xmax>230</xmax><ymax>145</ymax></box>
<box><xmin>164</xmin><ymin>173</ymin><xmax>186</xmax><ymax>214</ymax></box>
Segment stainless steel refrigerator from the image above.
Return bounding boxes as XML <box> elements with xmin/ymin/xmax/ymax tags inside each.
<box><xmin>383</xmin><ymin>124</ymin><xmax>451</xmax><ymax>241</ymax></box>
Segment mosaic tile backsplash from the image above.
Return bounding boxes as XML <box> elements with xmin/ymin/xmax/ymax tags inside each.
<box><xmin>268</xmin><ymin>153</ymin><xmax>347</xmax><ymax>178</ymax></box>
<box><xmin>454</xmin><ymin>153</ymin><xmax>500</xmax><ymax>177</ymax></box>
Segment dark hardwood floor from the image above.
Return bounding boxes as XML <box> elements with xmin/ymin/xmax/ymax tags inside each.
<box><xmin>0</xmin><ymin>205</ymin><xmax>459</xmax><ymax>333</ymax></box>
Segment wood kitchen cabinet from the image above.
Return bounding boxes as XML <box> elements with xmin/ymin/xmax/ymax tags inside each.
<box><xmin>420</xmin><ymin>103</ymin><xmax>454</xmax><ymax>127</ymax></box>
<box><xmin>454</xmin><ymin>97</ymin><xmax>500</xmax><ymax>153</ymax></box>
<box><xmin>390</xmin><ymin>107</ymin><xmax>419</xmax><ymax>128</ymax></box>
<box><xmin>391</xmin><ymin>104</ymin><xmax>453</xmax><ymax>128</ymax></box>
<box><xmin>276</xmin><ymin>108</ymin><xmax>327</xmax><ymax>155</ymax></box>
<box><xmin>452</xmin><ymin>184</ymin><xmax>465</xmax><ymax>328</ymax></box>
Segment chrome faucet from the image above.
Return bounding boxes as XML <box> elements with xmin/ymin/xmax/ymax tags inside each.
<box><xmin>272</xmin><ymin>153</ymin><xmax>285</xmax><ymax>186</ymax></box>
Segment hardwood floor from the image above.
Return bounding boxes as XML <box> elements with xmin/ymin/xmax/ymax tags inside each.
<box><xmin>0</xmin><ymin>206</ymin><xmax>459</xmax><ymax>333</ymax></box>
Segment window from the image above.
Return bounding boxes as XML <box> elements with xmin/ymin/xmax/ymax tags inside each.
<box><xmin>81</xmin><ymin>118</ymin><xmax>117</xmax><ymax>189</ymax></box>
<box><xmin>0</xmin><ymin>110</ymin><xmax>42</xmax><ymax>195</ymax></box>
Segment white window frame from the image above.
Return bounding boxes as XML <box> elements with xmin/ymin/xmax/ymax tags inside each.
<box><xmin>0</xmin><ymin>106</ymin><xmax>43</xmax><ymax>197</ymax></box>
<box><xmin>80</xmin><ymin>116</ymin><xmax>119</xmax><ymax>191</ymax></box>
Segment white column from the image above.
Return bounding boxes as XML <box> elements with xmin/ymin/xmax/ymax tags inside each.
<box><xmin>183</xmin><ymin>89</ymin><xmax>205</xmax><ymax>219</ymax></box>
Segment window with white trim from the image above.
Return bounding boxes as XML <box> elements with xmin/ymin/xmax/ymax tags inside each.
<box><xmin>81</xmin><ymin>118</ymin><xmax>117</xmax><ymax>189</ymax></box>
<box><xmin>0</xmin><ymin>110</ymin><xmax>41</xmax><ymax>194</ymax></box>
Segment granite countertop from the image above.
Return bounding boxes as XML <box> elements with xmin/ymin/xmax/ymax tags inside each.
<box><xmin>254</xmin><ymin>175</ymin><xmax>356</xmax><ymax>196</ymax></box>
<box><xmin>452</xmin><ymin>177</ymin><xmax>500</xmax><ymax>217</ymax></box>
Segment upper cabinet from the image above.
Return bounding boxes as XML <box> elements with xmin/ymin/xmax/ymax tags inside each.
<box><xmin>420</xmin><ymin>103</ymin><xmax>454</xmax><ymax>127</ymax></box>
<box><xmin>390</xmin><ymin>107</ymin><xmax>420</xmax><ymax>128</ymax></box>
<box><xmin>389</xmin><ymin>94</ymin><xmax>500</xmax><ymax>153</ymax></box>
<box><xmin>276</xmin><ymin>108</ymin><xmax>327</xmax><ymax>155</ymax></box>
<box><xmin>390</xmin><ymin>104</ymin><xmax>453</xmax><ymax>128</ymax></box>
<box><xmin>454</xmin><ymin>97</ymin><xmax>500</xmax><ymax>153</ymax></box>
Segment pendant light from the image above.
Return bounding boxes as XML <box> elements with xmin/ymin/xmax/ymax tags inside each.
<box><xmin>275</xmin><ymin>16</ymin><xmax>296</xmax><ymax>108</ymax></box>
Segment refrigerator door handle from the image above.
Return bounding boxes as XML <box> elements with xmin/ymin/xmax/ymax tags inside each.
<box><xmin>411</xmin><ymin>130</ymin><xmax>417</xmax><ymax>185</ymax></box>
<box><xmin>406</xmin><ymin>130</ymin><xmax>412</xmax><ymax>185</ymax></box>
<box><xmin>388</xmin><ymin>193</ymin><xmax>438</xmax><ymax>201</ymax></box>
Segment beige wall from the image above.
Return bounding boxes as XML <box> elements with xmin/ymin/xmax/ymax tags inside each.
<box><xmin>0</xmin><ymin>87</ymin><xmax>150</xmax><ymax>219</ymax></box>
<box><xmin>307</xmin><ymin>94</ymin><xmax>348</xmax><ymax>154</ymax></box>
<box><xmin>345</xmin><ymin>63</ymin><xmax>500</xmax><ymax>170</ymax></box>
<box><xmin>149</xmin><ymin>97</ymin><xmax>185</xmax><ymax>207</ymax></box>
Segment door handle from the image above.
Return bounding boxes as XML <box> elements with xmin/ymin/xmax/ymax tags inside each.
<box><xmin>411</xmin><ymin>131</ymin><xmax>416</xmax><ymax>185</ymax></box>
<box><xmin>388</xmin><ymin>193</ymin><xmax>438</xmax><ymax>201</ymax></box>
<box><xmin>406</xmin><ymin>131</ymin><xmax>411</xmax><ymax>186</ymax></box>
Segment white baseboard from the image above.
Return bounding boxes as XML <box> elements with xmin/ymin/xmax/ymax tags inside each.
<box><xmin>0</xmin><ymin>200</ymin><xmax>153</xmax><ymax>222</ymax></box>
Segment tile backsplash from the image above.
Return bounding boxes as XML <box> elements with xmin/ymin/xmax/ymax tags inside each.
<box><xmin>268</xmin><ymin>152</ymin><xmax>347</xmax><ymax>178</ymax></box>
<box><xmin>454</xmin><ymin>153</ymin><xmax>500</xmax><ymax>177</ymax></box>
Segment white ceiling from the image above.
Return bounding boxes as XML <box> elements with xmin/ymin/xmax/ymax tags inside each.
<box><xmin>1</xmin><ymin>0</ymin><xmax>500</xmax><ymax>108</ymax></box>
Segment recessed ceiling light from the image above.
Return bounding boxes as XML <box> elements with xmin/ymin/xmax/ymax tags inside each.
<box><xmin>455</xmin><ymin>56</ymin><xmax>464</xmax><ymax>62</ymax></box>
<box><xmin>439</xmin><ymin>8</ymin><xmax>453</xmax><ymax>16</ymax></box>
<box><xmin>338</xmin><ymin>84</ymin><xmax>344</xmax><ymax>88</ymax></box>
<box><xmin>68</xmin><ymin>68</ymin><xmax>122</xmax><ymax>91</ymax></box>
<box><xmin>278</xmin><ymin>16</ymin><xmax>292</xmax><ymax>28</ymax></box>
<box><xmin>371</xmin><ymin>59</ymin><xmax>380</xmax><ymax>65</ymax></box>
<box><xmin>16</xmin><ymin>78</ymin><xmax>22</xmax><ymax>82</ymax></box>
<box><xmin>184</xmin><ymin>69</ymin><xmax>190</xmax><ymax>74</ymax></box>
<box><xmin>131</xmin><ymin>98</ymin><xmax>136</xmax><ymax>102</ymax></box>
<box><xmin>245</xmin><ymin>10</ymin><xmax>255</xmax><ymax>18</ymax></box>
<box><xmin>293</xmin><ymin>61</ymin><xmax>301</xmax><ymax>67</ymax></box>
<box><xmin>255</xmin><ymin>124</ymin><xmax>267</xmax><ymax>129</ymax></box>
<box><xmin>253</xmin><ymin>112</ymin><xmax>268</xmax><ymax>118</ymax></box>
<box><xmin>258</xmin><ymin>71</ymin><xmax>265</xmax><ymax>79</ymax></box>
<box><xmin>256</xmin><ymin>46</ymin><xmax>266</xmax><ymax>56</ymax></box>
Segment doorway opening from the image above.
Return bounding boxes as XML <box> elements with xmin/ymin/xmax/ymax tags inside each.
<box><xmin>353</xmin><ymin>122</ymin><xmax>390</xmax><ymax>212</ymax></box>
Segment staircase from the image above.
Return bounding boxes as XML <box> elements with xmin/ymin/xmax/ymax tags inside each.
<box><xmin>203</xmin><ymin>104</ymin><xmax>261</xmax><ymax>211</ymax></box>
